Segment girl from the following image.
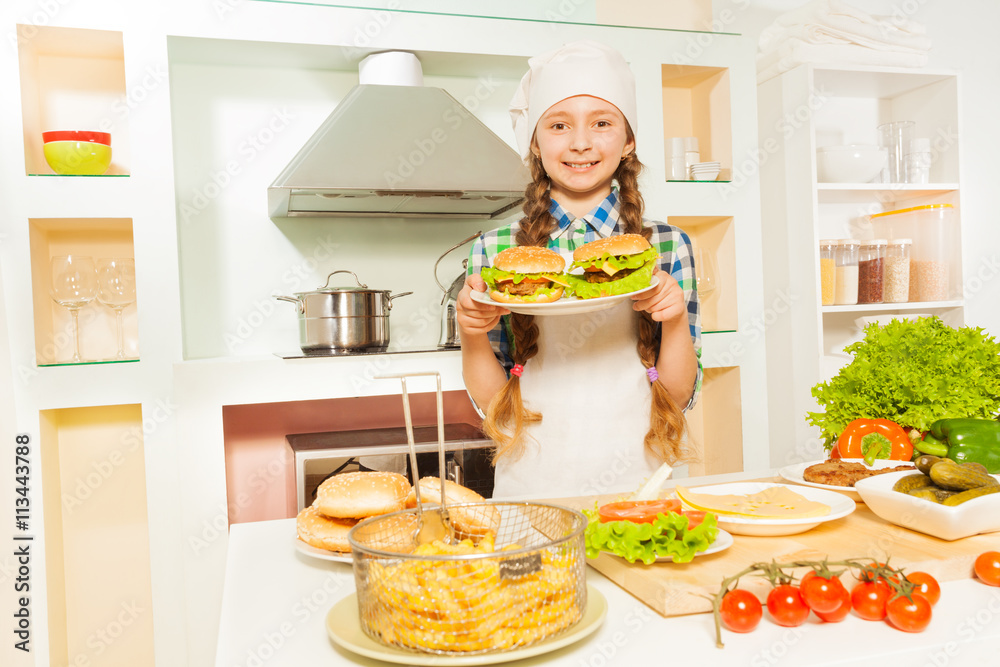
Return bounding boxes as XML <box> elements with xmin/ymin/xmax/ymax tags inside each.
<box><xmin>457</xmin><ymin>40</ymin><xmax>702</xmax><ymax>498</ymax></box>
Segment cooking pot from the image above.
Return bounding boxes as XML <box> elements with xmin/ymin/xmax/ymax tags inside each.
<box><xmin>275</xmin><ymin>270</ymin><xmax>412</xmax><ymax>352</ymax></box>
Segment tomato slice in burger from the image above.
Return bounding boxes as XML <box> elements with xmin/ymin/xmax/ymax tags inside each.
<box><xmin>598</xmin><ymin>499</ymin><xmax>681</xmax><ymax>524</ymax></box>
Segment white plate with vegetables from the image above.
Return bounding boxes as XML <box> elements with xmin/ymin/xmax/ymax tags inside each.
<box><xmin>471</xmin><ymin>275</ymin><xmax>657</xmax><ymax>316</ymax></box>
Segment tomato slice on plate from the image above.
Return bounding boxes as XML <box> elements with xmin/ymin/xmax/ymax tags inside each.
<box><xmin>598</xmin><ymin>499</ymin><xmax>681</xmax><ymax>524</ymax></box>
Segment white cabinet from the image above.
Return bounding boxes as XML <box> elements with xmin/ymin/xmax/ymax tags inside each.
<box><xmin>758</xmin><ymin>64</ymin><xmax>964</xmax><ymax>459</ymax></box>
<box><xmin>1</xmin><ymin>2</ymin><xmax>760</xmax><ymax>665</ymax></box>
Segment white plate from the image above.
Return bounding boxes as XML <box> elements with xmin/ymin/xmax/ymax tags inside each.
<box><xmin>603</xmin><ymin>527</ymin><xmax>733</xmax><ymax>563</ymax></box>
<box><xmin>855</xmin><ymin>470</ymin><xmax>1000</xmax><ymax>541</ymax></box>
<box><xmin>470</xmin><ymin>275</ymin><xmax>658</xmax><ymax>316</ymax></box>
<box><xmin>678</xmin><ymin>482</ymin><xmax>856</xmax><ymax>536</ymax></box>
<box><xmin>779</xmin><ymin>459</ymin><xmax>917</xmax><ymax>502</ymax></box>
<box><xmin>326</xmin><ymin>584</ymin><xmax>607</xmax><ymax>665</ymax></box>
<box><xmin>294</xmin><ymin>537</ymin><xmax>353</xmax><ymax>564</ymax></box>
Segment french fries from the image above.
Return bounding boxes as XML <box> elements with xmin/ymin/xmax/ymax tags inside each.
<box><xmin>359</xmin><ymin>533</ymin><xmax>582</xmax><ymax>653</ymax></box>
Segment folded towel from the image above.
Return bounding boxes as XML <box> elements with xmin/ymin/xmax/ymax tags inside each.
<box><xmin>757</xmin><ymin>39</ymin><xmax>929</xmax><ymax>84</ymax></box>
<box><xmin>759</xmin><ymin>0</ymin><xmax>931</xmax><ymax>54</ymax></box>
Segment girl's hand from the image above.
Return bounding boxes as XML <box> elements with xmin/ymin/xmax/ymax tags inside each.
<box><xmin>631</xmin><ymin>268</ymin><xmax>686</xmax><ymax>323</ymax></box>
<box><xmin>457</xmin><ymin>274</ymin><xmax>510</xmax><ymax>335</ymax></box>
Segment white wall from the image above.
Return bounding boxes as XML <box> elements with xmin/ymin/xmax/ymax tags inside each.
<box><xmin>726</xmin><ymin>0</ymin><xmax>1000</xmax><ymax>338</ymax></box>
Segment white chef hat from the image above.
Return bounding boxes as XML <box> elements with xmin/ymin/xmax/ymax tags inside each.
<box><xmin>509</xmin><ymin>40</ymin><xmax>637</xmax><ymax>161</ymax></box>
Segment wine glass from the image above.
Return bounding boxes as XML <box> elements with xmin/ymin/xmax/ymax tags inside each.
<box><xmin>693</xmin><ymin>246</ymin><xmax>719</xmax><ymax>299</ymax></box>
<box><xmin>49</xmin><ymin>255</ymin><xmax>98</xmax><ymax>363</ymax></box>
<box><xmin>96</xmin><ymin>258</ymin><xmax>137</xmax><ymax>360</ymax></box>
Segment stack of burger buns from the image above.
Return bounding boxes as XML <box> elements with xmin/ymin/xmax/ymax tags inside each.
<box><xmin>296</xmin><ymin>470</ymin><xmax>411</xmax><ymax>554</ymax></box>
<box><xmin>296</xmin><ymin>471</ymin><xmax>497</xmax><ymax>553</ymax></box>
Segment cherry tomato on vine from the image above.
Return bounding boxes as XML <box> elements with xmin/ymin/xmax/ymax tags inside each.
<box><xmin>906</xmin><ymin>572</ymin><xmax>941</xmax><ymax>606</ymax></box>
<box><xmin>974</xmin><ymin>551</ymin><xmax>1000</xmax><ymax>587</ymax></box>
<box><xmin>886</xmin><ymin>594</ymin><xmax>932</xmax><ymax>633</ymax></box>
<box><xmin>766</xmin><ymin>584</ymin><xmax>810</xmax><ymax>627</ymax></box>
<box><xmin>814</xmin><ymin>588</ymin><xmax>851</xmax><ymax>623</ymax></box>
<box><xmin>719</xmin><ymin>589</ymin><xmax>763</xmax><ymax>633</ymax></box>
<box><xmin>851</xmin><ymin>580</ymin><xmax>890</xmax><ymax>621</ymax></box>
<box><xmin>799</xmin><ymin>571</ymin><xmax>848</xmax><ymax>614</ymax></box>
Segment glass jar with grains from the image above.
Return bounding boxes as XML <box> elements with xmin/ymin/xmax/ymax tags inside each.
<box><xmin>820</xmin><ymin>239</ymin><xmax>837</xmax><ymax>306</ymax></box>
<box><xmin>884</xmin><ymin>239</ymin><xmax>911</xmax><ymax>302</ymax></box>
<box><xmin>834</xmin><ymin>240</ymin><xmax>860</xmax><ymax>305</ymax></box>
<box><xmin>858</xmin><ymin>239</ymin><xmax>886</xmax><ymax>304</ymax></box>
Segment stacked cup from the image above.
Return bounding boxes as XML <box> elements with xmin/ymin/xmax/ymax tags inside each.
<box><xmin>689</xmin><ymin>162</ymin><xmax>721</xmax><ymax>181</ymax></box>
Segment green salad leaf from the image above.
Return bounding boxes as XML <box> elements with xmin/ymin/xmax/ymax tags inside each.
<box><xmin>570</xmin><ymin>246</ymin><xmax>659</xmax><ymax>273</ymax></box>
<box><xmin>583</xmin><ymin>507</ymin><xmax>719</xmax><ymax>565</ymax></box>
<box><xmin>565</xmin><ymin>259</ymin><xmax>656</xmax><ymax>299</ymax></box>
<box><xmin>807</xmin><ymin>316</ymin><xmax>1000</xmax><ymax>450</ymax></box>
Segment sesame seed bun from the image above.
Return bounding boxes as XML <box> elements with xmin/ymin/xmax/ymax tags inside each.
<box><xmin>405</xmin><ymin>477</ymin><xmax>501</xmax><ymax>537</ymax></box>
<box><xmin>296</xmin><ymin>504</ymin><xmax>357</xmax><ymax>553</ymax></box>
<box><xmin>492</xmin><ymin>246</ymin><xmax>565</xmax><ymax>274</ymax></box>
<box><xmin>315</xmin><ymin>471</ymin><xmax>411</xmax><ymax>519</ymax></box>
<box><xmin>573</xmin><ymin>234</ymin><xmax>651</xmax><ymax>261</ymax></box>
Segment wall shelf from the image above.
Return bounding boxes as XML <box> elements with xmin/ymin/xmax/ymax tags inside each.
<box><xmin>661</xmin><ymin>64</ymin><xmax>732</xmax><ymax>182</ymax></box>
<box><xmin>669</xmin><ymin>215</ymin><xmax>737</xmax><ymax>334</ymax></box>
<box><xmin>17</xmin><ymin>25</ymin><xmax>131</xmax><ymax>176</ymax></box>
<box><xmin>28</xmin><ymin>218</ymin><xmax>139</xmax><ymax>365</ymax></box>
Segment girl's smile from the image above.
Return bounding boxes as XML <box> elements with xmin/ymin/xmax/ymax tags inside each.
<box><xmin>532</xmin><ymin>95</ymin><xmax>634</xmax><ymax>215</ymax></box>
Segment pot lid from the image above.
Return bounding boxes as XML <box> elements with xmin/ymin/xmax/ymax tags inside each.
<box><xmin>296</xmin><ymin>270</ymin><xmax>389</xmax><ymax>295</ymax></box>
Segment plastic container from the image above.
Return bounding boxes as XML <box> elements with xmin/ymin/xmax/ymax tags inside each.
<box><xmin>834</xmin><ymin>239</ymin><xmax>860</xmax><ymax>305</ymax></box>
<box><xmin>870</xmin><ymin>204</ymin><xmax>955</xmax><ymax>302</ymax></box>
<box><xmin>857</xmin><ymin>239</ymin><xmax>886</xmax><ymax>304</ymax></box>
<box><xmin>819</xmin><ymin>239</ymin><xmax>837</xmax><ymax>305</ymax></box>
<box><xmin>884</xmin><ymin>239</ymin><xmax>912</xmax><ymax>303</ymax></box>
<box><xmin>905</xmin><ymin>138</ymin><xmax>932</xmax><ymax>184</ymax></box>
<box><xmin>877</xmin><ymin>120</ymin><xmax>915</xmax><ymax>183</ymax></box>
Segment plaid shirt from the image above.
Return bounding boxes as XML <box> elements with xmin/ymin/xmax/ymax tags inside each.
<box><xmin>467</xmin><ymin>189</ymin><xmax>703</xmax><ymax>411</ymax></box>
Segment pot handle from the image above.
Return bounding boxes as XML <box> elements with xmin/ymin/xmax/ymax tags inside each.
<box><xmin>274</xmin><ymin>295</ymin><xmax>304</xmax><ymax>314</ymax></box>
<box><xmin>386</xmin><ymin>291</ymin><xmax>414</xmax><ymax>310</ymax></box>
<box><xmin>321</xmin><ymin>270</ymin><xmax>367</xmax><ymax>290</ymax></box>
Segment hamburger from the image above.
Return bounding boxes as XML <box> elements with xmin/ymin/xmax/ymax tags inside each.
<box><xmin>567</xmin><ymin>233</ymin><xmax>658</xmax><ymax>299</ymax></box>
<box><xmin>479</xmin><ymin>246</ymin><xmax>569</xmax><ymax>304</ymax></box>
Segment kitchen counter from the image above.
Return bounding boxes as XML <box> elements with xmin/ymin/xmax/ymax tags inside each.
<box><xmin>216</xmin><ymin>472</ymin><xmax>1000</xmax><ymax>667</ymax></box>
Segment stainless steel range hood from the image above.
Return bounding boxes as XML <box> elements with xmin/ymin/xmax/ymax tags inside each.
<box><xmin>268</xmin><ymin>81</ymin><xmax>530</xmax><ymax>219</ymax></box>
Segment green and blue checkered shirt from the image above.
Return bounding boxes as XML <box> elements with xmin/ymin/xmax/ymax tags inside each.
<box><xmin>467</xmin><ymin>189</ymin><xmax>702</xmax><ymax>410</ymax></box>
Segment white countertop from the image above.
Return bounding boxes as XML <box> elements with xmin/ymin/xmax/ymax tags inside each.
<box><xmin>217</xmin><ymin>499</ymin><xmax>1000</xmax><ymax>667</ymax></box>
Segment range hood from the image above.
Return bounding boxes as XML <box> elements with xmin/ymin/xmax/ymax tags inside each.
<box><xmin>268</xmin><ymin>54</ymin><xmax>529</xmax><ymax>219</ymax></box>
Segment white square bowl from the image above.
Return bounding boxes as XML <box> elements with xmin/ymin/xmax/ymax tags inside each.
<box><xmin>854</xmin><ymin>470</ymin><xmax>1000</xmax><ymax>541</ymax></box>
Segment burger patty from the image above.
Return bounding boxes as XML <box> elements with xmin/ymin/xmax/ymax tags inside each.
<box><xmin>501</xmin><ymin>280</ymin><xmax>551</xmax><ymax>296</ymax></box>
<box><xmin>584</xmin><ymin>266</ymin><xmax>637</xmax><ymax>283</ymax></box>
<box><xmin>802</xmin><ymin>460</ymin><xmax>916</xmax><ymax>487</ymax></box>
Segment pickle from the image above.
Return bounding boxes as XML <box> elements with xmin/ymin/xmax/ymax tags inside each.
<box><xmin>906</xmin><ymin>487</ymin><xmax>943</xmax><ymax>503</ymax></box>
<box><xmin>942</xmin><ymin>485</ymin><xmax>1000</xmax><ymax>506</ymax></box>
<box><xmin>961</xmin><ymin>461</ymin><xmax>991</xmax><ymax>476</ymax></box>
<box><xmin>892</xmin><ymin>473</ymin><xmax>933</xmax><ymax>493</ymax></box>
<box><xmin>915</xmin><ymin>455</ymin><xmax>942</xmax><ymax>475</ymax></box>
<box><xmin>929</xmin><ymin>459</ymin><xmax>999</xmax><ymax>491</ymax></box>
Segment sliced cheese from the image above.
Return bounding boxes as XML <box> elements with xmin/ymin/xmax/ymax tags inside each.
<box><xmin>676</xmin><ymin>485</ymin><xmax>831</xmax><ymax>519</ymax></box>
<box><xmin>601</xmin><ymin>260</ymin><xmax>618</xmax><ymax>276</ymax></box>
<box><xmin>542</xmin><ymin>273</ymin><xmax>571</xmax><ymax>287</ymax></box>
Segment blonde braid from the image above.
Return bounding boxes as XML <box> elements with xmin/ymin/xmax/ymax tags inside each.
<box><xmin>617</xmin><ymin>143</ymin><xmax>693</xmax><ymax>464</ymax></box>
<box><xmin>485</xmin><ymin>153</ymin><xmax>553</xmax><ymax>462</ymax></box>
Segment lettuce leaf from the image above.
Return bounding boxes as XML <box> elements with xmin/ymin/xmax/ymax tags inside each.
<box><xmin>583</xmin><ymin>507</ymin><xmax>719</xmax><ymax>565</ymax></box>
<box><xmin>570</xmin><ymin>246</ymin><xmax>659</xmax><ymax>273</ymax></box>
<box><xmin>807</xmin><ymin>316</ymin><xmax>1000</xmax><ymax>450</ymax></box>
<box><xmin>565</xmin><ymin>259</ymin><xmax>655</xmax><ymax>299</ymax></box>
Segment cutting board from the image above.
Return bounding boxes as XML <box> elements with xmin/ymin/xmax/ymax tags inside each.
<box><xmin>550</xmin><ymin>479</ymin><xmax>1000</xmax><ymax>618</ymax></box>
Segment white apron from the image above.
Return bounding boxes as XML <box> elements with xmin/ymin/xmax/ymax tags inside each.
<box><xmin>492</xmin><ymin>300</ymin><xmax>661</xmax><ymax>499</ymax></box>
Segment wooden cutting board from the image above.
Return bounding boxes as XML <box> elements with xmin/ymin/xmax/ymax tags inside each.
<box><xmin>549</xmin><ymin>478</ymin><xmax>1000</xmax><ymax>618</ymax></box>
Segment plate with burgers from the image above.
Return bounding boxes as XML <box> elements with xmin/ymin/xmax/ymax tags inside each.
<box><xmin>473</xmin><ymin>238</ymin><xmax>658</xmax><ymax>316</ymax></box>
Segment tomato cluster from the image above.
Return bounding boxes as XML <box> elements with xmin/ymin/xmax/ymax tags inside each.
<box><xmin>716</xmin><ymin>561</ymin><xmax>940</xmax><ymax>642</ymax></box>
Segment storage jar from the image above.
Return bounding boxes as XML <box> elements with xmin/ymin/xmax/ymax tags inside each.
<box><xmin>834</xmin><ymin>239</ymin><xmax>860</xmax><ymax>305</ymax></box>
<box><xmin>870</xmin><ymin>204</ymin><xmax>955</xmax><ymax>302</ymax></box>
<box><xmin>819</xmin><ymin>240</ymin><xmax>837</xmax><ymax>305</ymax></box>
<box><xmin>858</xmin><ymin>239</ymin><xmax>886</xmax><ymax>304</ymax></box>
<box><xmin>884</xmin><ymin>239</ymin><xmax>912</xmax><ymax>303</ymax></box>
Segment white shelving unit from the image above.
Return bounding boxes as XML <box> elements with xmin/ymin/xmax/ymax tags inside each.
<box><xmin>758</xmin><ymin>64</ymin><xmax>964</xmax><ymax>462</ymax></box>
<box><xmin>0</xmin><ymin>2</ymin><xmax>765</xmax><ymax>665</ymax></box>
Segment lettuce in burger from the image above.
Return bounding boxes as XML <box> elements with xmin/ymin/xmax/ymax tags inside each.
<box><xmin>567</xmin><ymin>233</ymin><xmax>658</xmax><ymax>299</ymax></box>
<box><xmin>479</xmin><ymin>246</ymin><xmax>570</xmax><ymax>304</ymax></box>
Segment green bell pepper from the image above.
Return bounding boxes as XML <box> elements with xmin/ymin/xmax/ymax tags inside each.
<box><xmin>929</xmin><ymin>418</ymin><xmax>1000</xmax><ymax>474</ymax></box>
